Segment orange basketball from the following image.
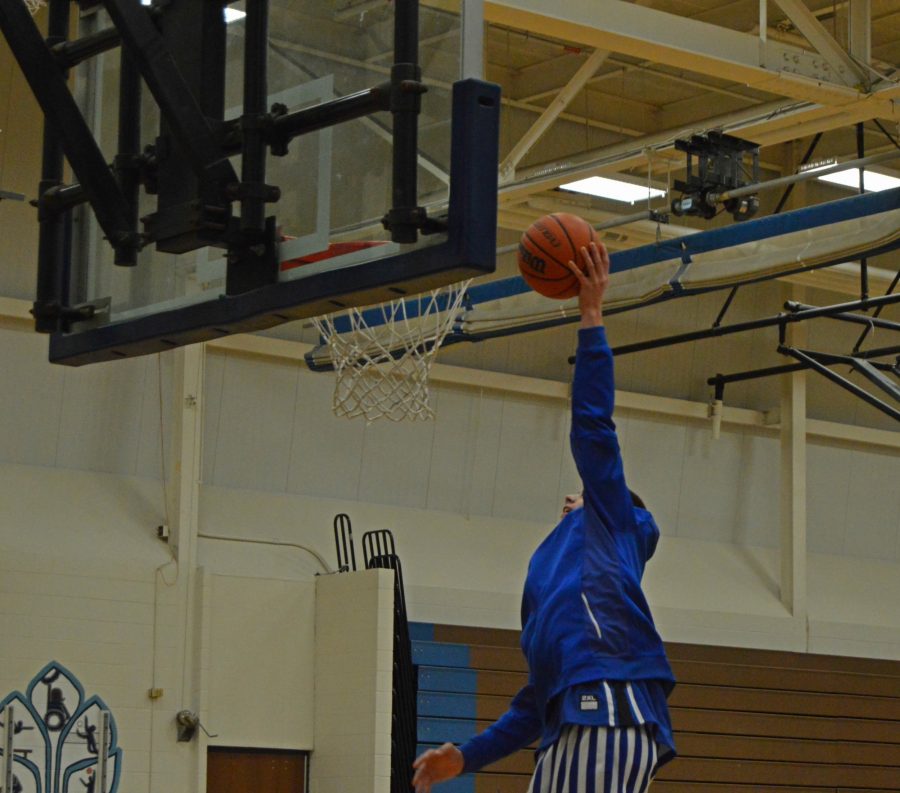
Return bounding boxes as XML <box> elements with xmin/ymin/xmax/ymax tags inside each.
<box><xmin>518</xmin><ymin>213</ymin><xmax>597</xmax><ymax>299</ymax></box>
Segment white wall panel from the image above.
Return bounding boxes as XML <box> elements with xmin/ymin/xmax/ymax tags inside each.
<box><xmin>675</xmin><ymin>426</ymin><xmax>744</xmax><ymax>542</ymax></box>
<box><xmin>456</xmin><ymin>387</ymin><xmax>506</xmax><ymax>517</ymax></box>
<box><xmin>732</xmin><ymin>432</ymin><xmax>780</xmax><ymax>548</ymax></box>
<box><xmin>0</xmin><ymin>329</ymin><xmax>64</xmax><ymax>467</ymax></box>
<box><xmin>133</xmin><ymin>352</ymin><xmax>174</xmax><ymax>481</ymax></box>
<box><xmin>807</xmin><ymin>442</ymin><xmax>852</xmax><ymax>555</ymax></box>
<box><xmin>286</xmin><ymin>369</ymin><xmax>366</xmax><ymax>500</ymax></box>
<box><xmin>55</xmin><ymin>356</ymin><xmax>151</xmax><ymax>474</ymax></box>
<box><xmin>843</xmin><ymin>446</ymin><xmax>900</xmax><ymax>561</ymax></box>
<box><xmin>313</xmin><ymin>569</ymin><xmax>394</xmax><ymax>793</ymax></box>
<box><xmin>357</xmin><ymin>400</ymin><xmax>437</xmax><ymax>508</ymax></box>
<box><xmin>207</xmin><ymin>574</ymin><xmax>315</xmax><ymax>749</ymax></box>
<box><xmin>424</xmin><ymin>384</ymin><xmax>483</xmax><ymax>514</ymax></box>
<box><xmin>492</xmin><ymin>393</ymin><xmax>568</xmax><ymax>523</ymax></box>
<box><xmin>207</xmin><ymin>353</ymin><xmax>300</xmax><ymax>492</ymax></box>
<box><xmin>201</xmin><ymin>349</ymin><xmax>227</xmax><ymax>484</ymax></box>
<box><xmin>555</xmin><ymin>407</ymin><xmax>581</xmax><ymax>508</ymax></box>
<box><xmin>620</xmin><ymin>415</ymin><xmax>687</xmax><ymax>535</ymax></box>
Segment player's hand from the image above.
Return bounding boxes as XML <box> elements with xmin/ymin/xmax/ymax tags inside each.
<box><xmin>566</xmin><ymin>241</ymin><xmax>610</xmax><ymax>328</ymax></box>
<box><xmin>412</xmin><ymin>743</ymin><xmax>464</xmax><ymax>792</ymax></box>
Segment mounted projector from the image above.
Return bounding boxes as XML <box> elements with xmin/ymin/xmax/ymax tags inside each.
<box><xmin>671</xmin><ymin>131</ymin><xmax>760</xmax><ymax>222</ymax></box>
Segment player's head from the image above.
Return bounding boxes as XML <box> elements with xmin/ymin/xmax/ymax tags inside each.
<box><xmin>561</xmin><ymin>492</ymin><xmax>583</xmax><ymax>518</ymax></box>
<box><xmin>561</xmin><ymin>489</ymin><xmax>646</xmax><ymax>518</ymax></box>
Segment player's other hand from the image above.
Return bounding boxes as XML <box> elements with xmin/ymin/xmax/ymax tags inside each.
<box><xmin>566</xmin><ymin>241</ymin><xmax>610</xmax><ymax>328</ymax></box>
<box><xmin>412</xmin><ymin>742</ymin><xmax>464</xmax><ymax>792</ymax></box>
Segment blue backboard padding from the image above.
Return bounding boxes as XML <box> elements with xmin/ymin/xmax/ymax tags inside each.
<box><xmin>409</xmin><ymin>622</ymin><xmax>435</xmax><ymax>641</ymax></box>
<box><xmin>419</xmin><ymin>716</ymin><xmax>478</xmax><ymax>743</ymax></box>
<box><xmin>413</xmin><ymin>640</ymin><xmax>471</xmax><ymax>668</ymax></box>
<box><xmin>465</xmin><ymin>186</ymin><xmax>900</xmax><ymax>306</ymax></box>
<box><xmin>419</xmin><ymin>666</ymin><xmax>478</xmax><ymax>693</ymax></box>
<box><xmin>418</xmin><ymin>691</ymin><xmax>477</xmax><ymax>718</ymax></box>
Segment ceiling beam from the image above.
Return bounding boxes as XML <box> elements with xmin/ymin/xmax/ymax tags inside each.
<box><xmin>482</xmin><ymin>0</ymin><xmax>864</xmax><ymax>106</ymax></box>
<box><xmin>499</xmin><ymin>78</ymin><xmax>900</xmax><ymax>205</ymax></box>
<box><xmin>773</xmin><ymin>0</ymin><xmax>869</xmax><ymax>88</ymax></box>
<box><xmin>848</xmin><ymin>0</ymin><xmax>871</xmax><ymax>65</ymax></box>
<box><xmin>521</xmin><ymin>56</ymin><xmax>765</xmax><ymax>106</ymax></box>
<box><xmin>500</xmin><ymin>48</ymin><xmax>609</xmax><ymax>180</ymax></box>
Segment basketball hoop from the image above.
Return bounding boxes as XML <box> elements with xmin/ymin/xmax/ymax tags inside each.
<box><xmin>311</xmin><ymin>280</ymin><xmax>471</xmax><ymax>422</ymax></box>
<box><xmin>24</xmin><ymin>0</ymin><xmax>45</xmax><ymax>14</ymax></box>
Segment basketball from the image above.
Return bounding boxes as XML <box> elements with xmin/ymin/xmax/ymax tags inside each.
<box><xmin>518</xmin><ymin>213</ymin><xmax>598</xmax><ymax>299</ymax></box>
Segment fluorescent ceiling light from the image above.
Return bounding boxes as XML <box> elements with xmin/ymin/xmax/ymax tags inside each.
<box><xmin>140</xmin><ymin>0</ymin><xmax>245</xmax><ymax>23</ymax></box>
<box><xmin>816</xmin><ymin>168</ymin><xmax>900</xmax><ymax>192</ymax></box>
<box><xmin>560</xmin><ymin>176</ymin><xmax>666</xmax><ymax>204</ymax></box>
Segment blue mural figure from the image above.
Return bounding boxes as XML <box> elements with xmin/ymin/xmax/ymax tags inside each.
<box><xmin>76</xmin><ymin>717</ymin><xmax>98</xmax><ymax>756</ymax></box>
<box><xmin>79</xmin><ymin>768</ymin><xmax>96</xmax><ymax>793</ymax></box>
<box><xmin>41</xmin><ymin>670</ymin><xmax>71</xmax><ymax>733</ymax></box>
<box><xmin>1</xmin><ymin>662</ymin><xmax>122</xmax><ymax>793</ymax></box>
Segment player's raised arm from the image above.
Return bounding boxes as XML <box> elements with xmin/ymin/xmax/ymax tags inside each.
<box><xmin>566</xmin><ymin>243</ymin><xmax>635</xmax><ymax>533</ymax></box>
<box><xmin>566</xmin><ymin>243</ymin><xmax>615</xmax><ymax>428</ymax></box>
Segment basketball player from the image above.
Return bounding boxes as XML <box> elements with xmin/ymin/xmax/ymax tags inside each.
<box><xmin>412</xmin><ymin>241</ymin><xmax>676</xmax><ymax>793</ymax></box>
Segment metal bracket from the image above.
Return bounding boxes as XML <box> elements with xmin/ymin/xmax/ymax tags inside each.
<box><xmin>175</xmin><ymin>710</ymin><xmax>217</xmax><ymax>743</ymax></box>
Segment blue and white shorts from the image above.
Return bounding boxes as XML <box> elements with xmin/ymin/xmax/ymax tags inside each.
<box><xmin>526</xmin><ymin>724</ymin><xmax>658</xmax><ymax>793</ymax></box>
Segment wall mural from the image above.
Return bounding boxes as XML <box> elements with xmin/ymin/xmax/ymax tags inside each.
<box><xmin>0</xmin><ymin>662</ymin><xmax>121</xmax><ymax>793</ymax></box>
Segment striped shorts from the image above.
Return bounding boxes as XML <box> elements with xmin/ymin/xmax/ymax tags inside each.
<box><xmin>526</xmin><ymin>723</ymin><xmax>658</xmax><ymax>793</ymax></box>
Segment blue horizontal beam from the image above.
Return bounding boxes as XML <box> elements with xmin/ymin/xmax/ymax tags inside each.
<box><xmin>466</xmin><ymin>186</ymin><xmax>900</xmax><ymax>307</ymax></box>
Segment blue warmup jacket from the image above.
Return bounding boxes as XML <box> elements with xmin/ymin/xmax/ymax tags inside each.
<box><xmin>461</xmin><ymin>326</ymin><xmax>675</xmax><ymax>773</ymax></box>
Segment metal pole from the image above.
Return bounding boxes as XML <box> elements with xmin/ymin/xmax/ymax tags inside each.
<box><xmin>34</xmin><ymin>0</ymin><xmax>71</xmax><ymax>332</ymax></box>
<box><xmin>96</xmin><ymin>710</ymin><xmax>111</xmax><ymax>793</ymax></box>
<box><xmin>460</xmin><ymin>0</ymin><xmax>484</xmax><ymax>80</ymax></box>
<box><xmin>240</xmin><ymin>0</ymin><xmax>269</xmax><ymax>235</ymax></box>
<box><xmin>853</xmin><ymin>268</ymin><xmax>900</xmax><ymax>352</ymax></box>
<box><xmin>708</xmin><ymin>148</ymin><xmax>900</xmax><ymax>204</ymax></box>
<box><xmin>265</xmin><ymin>84</ymin><xmax>391</xmax><ymax>153</ymax></box>
<box><xmin>495</xmin><ymin>210</ymin><xmax>664</xmax><ymax>258</ymax></box>
<box><xmin>2</xmin><ymin>704</ymin><xmax>13</xmax><ymax>793</ymax></box>
<box><xmin>786</xmin><ymin>302</ymin><xmax>900</xmax><ymax>332</ymax></box>
<box><xmin>851</xmin><ymin>342</ymin><xmax>900</xmax><ymax>360</ymax></box>
<box><xmin>857</xmin><ymin>122</ymin><xmax>869</xmax><ymax>301</ymax></box>
<box><xmin>612</xmin><ymin>292</ymin><xmax>900</xmax><ymax>356</ymax></box>
<box><xmin>781</xmin><ymin>346</ymin><xmax>900</xmax><ymax>421</ymax></box>
<box><xmin>385</xmin><ymin>0</ymin><xmax>425</xmax><ymax>244</ymax></box>
<box><xmin>114</xmin><ymin>44</ymin><xmax>141</xmax><ymax>266</ymax></box>
<box><xmin>709</xmin><ymin>362</ymin><xmax>808</xmax><ymax>387</ymax></box>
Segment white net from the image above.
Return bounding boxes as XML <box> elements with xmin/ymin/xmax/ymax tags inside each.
<box><xmin>24</xmin><ymin>0</ymin><xmax>45</xmax><ymax>14</ymax></box>
<box><xmin>311</xmin><ymin>280</ymin><xmax>472</xmax><ymax>422</ymax></box>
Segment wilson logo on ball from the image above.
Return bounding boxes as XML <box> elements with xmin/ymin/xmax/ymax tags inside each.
<box><xmin>519</xmin><ymin>244</ymin><xmax>547</xmax><ymax>274</ymax></box>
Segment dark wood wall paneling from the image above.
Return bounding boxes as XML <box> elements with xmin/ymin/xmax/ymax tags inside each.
<box><xmin>430</xmin><ymin>624</ymin><xmax>900</xmax><ymax>793</ymax></box>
